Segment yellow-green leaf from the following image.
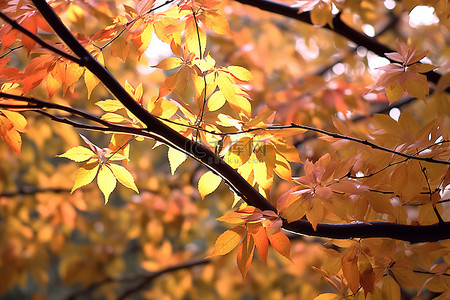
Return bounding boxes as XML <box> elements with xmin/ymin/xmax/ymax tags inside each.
<box><xmin>97</xmin><ymin>164</ymin><xmax>117</xmax><ymax>204</ymax></box>
<box><xmin>95</xmin><ymin>99</ymin><xmax>124</xmax><ymax>112</ymax></box>
<box><xmin>71</xmin><ymin>161</ymin><xmax>100</xmax><ymax>193</ymax></box>
<box><xmin>108</xmin><ymin>163</ymin><xmax>139</xmax><ymax>193</ymax></box>
<box><xmin>198</xmin><ymin>170</ymin><xmax>222</xmax><ymax>199</ymax></box>
<box><xmin>57</xmin><ymin>146</ymin><xmax>96</xmax><ymax>162</ymax></box>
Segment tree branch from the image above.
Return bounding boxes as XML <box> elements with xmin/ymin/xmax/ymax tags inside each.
<box><xmin>66</xmin><ymin>258</ymin><xmax>210</xmax><ymax>300</ymax></box>
<box><xmin>234</xmin><ymin>0</ymin><xmax>447</xmax><ymax>92</ymax></box>
<box><xmin>31</xmin><ymin>0</ymin><xmax>277</xmax><ymax>210</ymax></box>
<box><xmin>0</xmin><ymin>11</ymin><xmax>82</xmax><ymax>64</ymax></box>
<box><xmin>0</xmin><ymin>92</ymin><xmax>111</xmax><ymax>127</ymax></box>
<box><xmin>29</xmin><ymin>0</ymin><xmax>450</xmax><ymax>243</ymax></box>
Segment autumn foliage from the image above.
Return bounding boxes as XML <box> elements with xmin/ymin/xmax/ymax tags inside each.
<box><xmin>0</xmin><ymin>0</ymin><xmax>449</xmax><ymax>299</ymax></box>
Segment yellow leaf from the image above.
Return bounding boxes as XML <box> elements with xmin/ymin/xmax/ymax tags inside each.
<box><xmin>205</xmin><ymin>226</ymin><xmax>245</xmax><ymax>258</ymax></box>
<box><xmin>95</xmin><ymin>99</ymin><xmax>124</xmax><ymax>112</ymax></box>
<box><xmin>198</xmin><ymin>170</ymin><xmax>222</xmax><ymax>199</ymax></box>
<box><xmin>97</xmin><ymin>164</ymin><xmax>117</xmax><ymax>204</ymax></box>
<box><xmin>253</xmin><ymin>157</ymin><xmax>270</xmax><ymax>189</ymax></box>
<box><xmin>0</xmin><ymin>116</ymin><xmax>22</xmax><ymax>156</ymax></box>
<box><xmin>207</xmin><ymin>91</ymin><xmax>226</xmax><ymax>111</ymax></box>
<box><xmin>57</xmin><ymin>146</ymin><xmax>96</xmax><ymax>162</ymax></box>
<box><xmin>217</xmin><ymin>72</ymin><xmax>236</xmax><ymax>102</ymax></box>
<box><xmin>400</xmin><ymin>76</ymin><xmax>427</xmax><ymax>100</ymax></box>
<box><xmin>168</xmin><ymin>147</ymin><xmax>188</xmax><ymax>175</ymax></box>
<box><xmin>274</xmin><ymin>153</ymin><xmax>292</xmax><ymax>181</ymax></box>
<box><xmin>63</xmin><ymin>63</ymin><xmax>84</xmax><ymax>95</ymax></box>
<box><xmin>1</xmin><ymin>110</ymin><xmax>27</xmax><ymax>132</ymax></box>
<box><xmin>153</xmin><ymin>57</ymin><xmax>184</xmax><ymax>69</ymax></box>
<box><xmin>186</xmin><ymin>18</ymin><xmax>206</xmax><ymax>58</ymax></box>
<box><xmin>110</xmin><ymin>36</ymin><xmax>129</xmax><ymax>61</ymax></box>
<box><xmin>71</xmin><ymin>161</ymin><xmax>100</xmax><ymax>193</ymax></box>
<box><xmin>108</xmin><ymin>163</ymin><xmax>139</xmax><ymax>193</ymax></box>
<box><xmin>101</xmin><ymin>112</ymin><xmax>127</xmax><ymax>123</ymax></box>
<box><xmin>84</xmin><ymin>69</ymin><xmax>99</xmax><ymax>99</ymax></box>
<box><xmin>204</xmin><ymin>11</ymin><xmax>231</xmax><ymax>35</ymax></box>
<box><xmin>385</xmin><ymin>82</ymin><xmax>404</xmax><ymax>103</ymax></box>
<box><xmin>227</xmin><ymin>66</ymin><xmax>253</xmax><ymax>81</ymax></box>
<box><xmin>227</xmin><ymin>94</ymin><xmax>252</xmax><ymax>118</ymax></box>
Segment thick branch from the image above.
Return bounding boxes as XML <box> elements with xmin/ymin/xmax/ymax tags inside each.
<box><xmin>31</xmin><ymin>0</ymin><xmax>275</xmax><ymax>212</ymax></box>
<box><xmin>234</xmin><ymin>0</ymin><xmax>446</xmax><ymax>91</ymax></box>
<box><xmin>283</xmin><ymin>220</ymin><xmax>450</xmax><ymax>243</ymax></box>
<box><xmin>30</xmin><ymin>0</ymin><xmax>450</xmax><ymax>242</ymax></box>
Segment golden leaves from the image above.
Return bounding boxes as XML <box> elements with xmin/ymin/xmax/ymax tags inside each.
<box><xmin>371</xmin><ymin>41</ymin><xmax>437</xmax><ymax>103</ymax></box>
<box><xmin>293</xmin><ymin>0</ymin><xmax>338</xmax><ymax>27</ymax></box>
<box><xmin>277</xmin><ymin>153</ymin><xmax>367</xmax><ymax>228</ymax></box>
<box><xmin>0</xmin><ymin>84</ymin><xmax>27</xmax><ymax>156</ymax></box>
<box><xmin>198</xmin><ymin>170</ymin><xmax>222</xmax><ymax>199</ymax></box>
<box><xmin>208</xmin><ymin>205</ymin><xmax>290</xmax><ymax>279</ymax></box>
<box><xmin>57</xmin><ymin>134</ymin><xmax>138</xmax><ymax>204</ymax></box>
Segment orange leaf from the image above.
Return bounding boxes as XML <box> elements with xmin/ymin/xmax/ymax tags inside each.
<box><xmin>382</xmin><ymin>276</ymin><xmax>401</xmax><ymax>300</ymax></box>
<box><xmin>204</xmin><ymin>11</ymin><xmax>231</xmax><ymax>35</ymax></box>
<box><xmin>0</xmin><ymin>115</ymin><xmax>21</xmax><ymax>156</ymax></box>
<box><xmin>342</xmin><ymin>246</ymin><xmax>360</xmax><ymax>294</ymax></box>
<box><xmin>251</xmin><ymin>225</ymin><xmax>269</xmax><ymax>264</ymax></box>
<box><xmin>206</xmin><ymin>225</ymin><xmax>245</xmax><ymax>258</ymax></box>
<box><xmin>236</xmin><ymin>234</ymin><xmax>255</xmax><ymax>280</ymax></box>
<box><xmin>268</xmin><ymin>230</ymin><xmax>291</xmax><ymax>261</ymax></box>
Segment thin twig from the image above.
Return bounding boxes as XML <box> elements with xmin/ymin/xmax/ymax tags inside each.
<box><xmin>117</xmin><ymin>258</ymin><xmax>210</xmax><ymax>300</ymax></box>
<box><xmin>66</xmin><ymin>258</ymin><xmax>210</xmax><ymax>300</ymax></box>
<box><xmin>0</xmin><ymin>45</ymin><xmax>24</xmax><ymax>58</ymax></box>
<box><xmin>418</xmin><ymin>160</ymin><xmax>444</xmax><ymax>223</ymax></box>
<box><xmin>233</xmin><ymin>0</ymin><xmax>446</xmax><ymax>92</ymax></box>
<box><xmin>0</xmin><ymin>11</ymin><xmax>82</xmax><ymax>64</ymax></box>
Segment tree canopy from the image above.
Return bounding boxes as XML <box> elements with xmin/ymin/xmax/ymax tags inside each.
<box><xmin>0</xmin><ymin>0</ymin><xmax>449</xmax><ymax>299</ymax></box>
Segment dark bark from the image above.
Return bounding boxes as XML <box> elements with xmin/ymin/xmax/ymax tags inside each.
<box><xmin>234</xmin><ymin>0</ymin><xmax>447</xmax><ymax>92</ymax></box>
<box><xmin>27</xmin><ymin>0</ymin><xmax>450</xmax><ymax>242</ymax></box>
